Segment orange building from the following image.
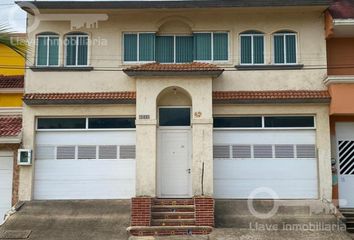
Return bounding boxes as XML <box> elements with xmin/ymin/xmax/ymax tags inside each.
<box><xmin>325</xmin><ymin>0</ymin><xmax>354</xmax><ymax>219</ymax></box>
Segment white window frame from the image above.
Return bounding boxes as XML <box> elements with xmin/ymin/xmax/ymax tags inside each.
<box><xmin>64</xmin><ymin>34</ymin><xmax>89</xmax><ymax>67</ymax></box>
<box><xmin>122</xmin><ymin>32</ymin><xmax>156</xmax><ymax>64</ymax></box>
<box><xmin>36</xmin><ymin>117</ymin><xmax>136</xmax><ymax>132</ymax></box>
<box><xmin>193</xmin><ymin>32</ymin><xmax>229</xmax><ymax>63</ymax></box>
<box><xmin>35</xmin><ymin>34</ymin><xmax>60</xmax><ymax>67</ymax></box>
<box><xmin>239</xmin><ymin>33</ymin><xmax>265</xmax><ymax>65</ymax></box>
<box><xmin>272</xmin><ymin>32</ymin><xmax>298</xmax><ymax>65</ymax></box>
<box><xmin>213</xmin><ymin>115</ymin><xmax>316</xmax><ymax>130</ymax></box>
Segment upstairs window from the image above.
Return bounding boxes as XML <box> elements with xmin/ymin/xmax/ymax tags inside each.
<box><xmin>123</xmin><ymin>32</ymin><xmax>228</xmax><ymax>63</ymax></box>
<box><xmin>65</xmin><ymin>33</ymin><xmax>89</xmax><ymax>66</ymax></box>
<box><xmin>36</xmin><ymin>33</ymin><xmax>59</xmax><ymax>66</ymax></box>
<box><xmin>124</xmin><ymin>33</ymin><xmax>155</xmax><ymax>62</ymax></box>
<box><xmin>273</xmin><ymin>31</ymin><xmax>297</xmax><ymax>64</ymax></box>
<box><xmin>240</xmin><ymin>31</ymin><xmax>264</xmax><ymax>65</ymax></box>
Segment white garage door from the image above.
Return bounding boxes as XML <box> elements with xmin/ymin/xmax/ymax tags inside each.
<box><xmin>0</xmin><ymin>151</ymin><xmax>13</xmax><ymax>220</ymax></box>
<box><xmin>34</xmin><ymin>131</ymin><xmax>136</xmax><ymax>200</ymax></box>
<box><xmin>214</xmin><ymin>129</ymin><xmax>318</xmax><ymax>199</ymax></box>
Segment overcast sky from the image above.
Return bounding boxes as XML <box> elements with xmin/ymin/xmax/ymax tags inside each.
<box><xmin>0</xmin><ymin>0</ymin><xmax>162</xmax><ymax>33</ymax></box>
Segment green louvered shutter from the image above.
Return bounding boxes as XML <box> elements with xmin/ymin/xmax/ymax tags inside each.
<box><xmin>139</xmin><ymin>33</ymin><xmax>155</xmax><ymax>61</ymax></box>
<box><xmin>77</xmin><ymin>36</ymin><xmax>88</xmax><ymax>65</ymax></box>
<box><xmin>176</xmin><ymin>36</ymin><xmax>193</xmax><ymax>63</ymax></box>
<box><xmin>156</xmin><ymin>36</ymin><xmax>174</xmax><ymax>63</ymax></box>
<box><xmin>286</xmin><ymin>35</ymin><xmax>296</xmax><ymax>64</ymax></box>
<box><xmin>66</xmin><ymin>36</ymin><xmax>77</xmax><ymax>66</ymax></box>
<box><xmin>253</xmin><ymin>35</ymin><xmax>264</xmax><ymax>64</ymax></box>
<box><xmin>240</xmin><ymin>35</ymin><xmax>252</xmax><ymax>64</ymax></box>
<box><xmin>213</xmin><ymin>33</ymin><xmax>228</xmax><ymax>61</ymax></box>
<box><xmin>194</xmin><ymin>33</ymin><xmax>211</xmax><ymax>61</ymax></box>
<box><xmin>274</xmin><ymin>35</ymin><xmax>285</xmax><ymax>64</ymax></box>
<box><xmin>124</xmin><ymin>34</ymin><xmax>138</xmax><ymax>62</ymax></box>
<box><xmin>48</xmin><ymin>37</ymin><xmax>59</xmax><ymax>66</ymax></box>
<box><xmin>37</xmin><ymin>36</ymin><xmax>48</xmax><ymax>66</ymax></box>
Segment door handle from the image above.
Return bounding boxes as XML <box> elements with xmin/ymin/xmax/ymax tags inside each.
<box><xmin>187</xmin><ymin>168</ymin><xmax>191</xmax><ymax>174</ymax></box>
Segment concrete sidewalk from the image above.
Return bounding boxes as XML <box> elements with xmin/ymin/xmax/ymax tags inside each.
<box><xmin>0</xmin><ymin>200</ymin><xmax>130</xmax><ymax>240</ymax></box>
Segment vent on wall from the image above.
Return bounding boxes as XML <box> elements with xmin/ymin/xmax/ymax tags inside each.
<box><xmin>213</xmin><ymin>145</ymin><xmax>230</xmax><ymax>159</ymax></box>
<box><xmin>78</xmin><ymin>146</ymin><xmax>97</xmax><ymax>159</ymax></box>
<box><xmin>275</xmin><ymin>145</ymin><xmax>294</xmax><ymax>158</ymax></box>
<box><xmin>253</xmin><ymin>145</ymin><xmax>273</xmax><ymax>158</ymax></box>
<box><xmin>120</xmin><ymin>145</ymin><xmax>136</xmax><ymax>159</ymax></box>
<box><xmin>99</xmin><ymin>145</ymin><xmax>117</xmax><ymax>159</ymax></box>
<box><xmin>57</xmin><ymin>146</ymin><xmax>76</xmax><ymax>160</ymax></box>
<box><xmin>296</xmin><ymin>145</ymin><xmax>316</xmax><ymax>158</ymax></box>
<box><xmin>232</xmin><ymin>145</ymin><xmax>251</xmax><ymax>158</ymax></box>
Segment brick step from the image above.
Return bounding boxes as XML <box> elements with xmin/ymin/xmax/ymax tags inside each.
<box><xmin>127</xmin><ymin>226</ymin><xmax>212</xmax><ymax>237</ymax></box>
<box><xmin>152</xmin><ymin>212</ymin><xmax>195</xmax><ymax>220</ymax></box>
<box><xmin>152</xmin><ymin>205</ymin><xmax>195</xmax><ymax>213</ymax></box>
<box><xmin>153</xmin><ymin>199</ymin><xmax>194</xmax><ymax>206</ymax></box>
<box><xmin>152</xmin><ymin>219</ymin><xmax>196</xmax><ymax>226</ymax></box>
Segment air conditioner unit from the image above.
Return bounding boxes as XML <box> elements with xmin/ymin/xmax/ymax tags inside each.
<box><xmin>17</xmin><ymin>149</ymin><xmax>32</xmax><ymax>166</ymax></box>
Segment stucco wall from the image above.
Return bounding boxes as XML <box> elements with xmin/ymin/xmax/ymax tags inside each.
<box><xmin>25</xmin><ymin>8</ymin><xmax>327</xmax><ymax>93</ymax></box>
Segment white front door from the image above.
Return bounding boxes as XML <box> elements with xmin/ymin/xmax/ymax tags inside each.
<box><xmin>158</xmin><ymin>130</ymin><xmax>191</xmax><ymax>198</ymax></box>
<box><xmin>0</xmin><ymin>151</ymin><xmax>13</xmax><ymax>220</ymax></box>
<box><xmin>337</xmin><ymin>122</ymin><xmax>354</xmax><ymax>208</ymax></box>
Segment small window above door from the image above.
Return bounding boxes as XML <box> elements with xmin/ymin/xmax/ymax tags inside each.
<box><xmin>159</xmin><ymin>108</ymin><xmax>191</xmax><ymax>127</ymax></box>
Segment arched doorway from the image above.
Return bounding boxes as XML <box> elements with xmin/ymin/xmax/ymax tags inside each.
<box><xmin>156</xmin><ymin>87</ymin><xmax>192</xmax><ymax>198</ymax></box>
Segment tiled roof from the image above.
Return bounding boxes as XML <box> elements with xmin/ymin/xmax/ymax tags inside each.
<box><xmin>0</xmin><ymin>116</ymin><xmax>22</xmax><ymax>137</ymax></box>
<box><xmin>213</xmin><ymin>90</ymin><xmax>331</xmax><ymax>104</ymax></box>
<box><xmin>123</xmin><ymin>62</ymin><xmax>224</xmax><ymax>77</ymax></box>
<box><xmin>23</xmin><ymin>92</ymin><xmax>136</xmax><ymax>105</ymax></box>
<box><xmin>0</xmin><ymin>75</ymin><xmax>24</xmax><ymax>89</ymax></box>
<box><xmin>329</xmin><ymin>0</ymin><xmax>354</xmax><ymax>19</ymax></box>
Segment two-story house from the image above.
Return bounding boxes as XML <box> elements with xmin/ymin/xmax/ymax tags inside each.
<box><xmin>17</xmin><ymin>0</ymin><xmax>332</xmax><ymax>236</ymax></box>
<box><xmin>325</xmin><ymin>0</ymin><xmax>354</xmax><ymax>233</ymax></box>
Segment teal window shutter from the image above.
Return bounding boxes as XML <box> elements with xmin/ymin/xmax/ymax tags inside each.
<box><xmin>213</xmin><ymin>33</ymin><xmax>228</xmax><ymax>61</ymax></box>
<box><xmin>139</xmin><ymin>33</ymin><xmax>155</xmax><ymax>61</ymax></box>
<box><xmin>274</xmin><ymin>35</ymin><xmax>285</xmax><ymax>64</ymax></box>
<box><xmin>124</xmin><ymin>34</ymin><xmax>138</xmax><ymax>62</ymax></box>
<box><xmin>194</xmin><ymin>33</ymin><xmax>211</xmax><ymax>61</ymax></box>
<box><xmin>66</xmin><ymin>36</ymin><xmax>76</xmax><ymax>66</ymax></box>
<box><xmin>286</xmin><ymin>35</ymin><xmax>296</xmax><ymax>64</ymax></box>
<box><xmin>240</xmin><ymin>35</ymin><xmax>252</xmax><ymax>64</ymax></box>
<box><xmin>77</xmin><ymin>36</ymin><xmax>88</xmax><ymax>65</ymax></box>
<box><xmin>253</xmin><ymin>35</ymin><xmax>264</xmax><ymax>64</ymax></box>
<box><xmin>176</xmin><ymin>36</ymin><xmax>193</xmax><ymax>63</ymax></box>
<box><xmin>48</xmin><ymin>37</ymin><xmax>59</xmax><ymax>66</ymax></box>
<box><xmin>37</xmin><ymin>36</ymin><xmax>48</xmax><ymax>66</ymax></box>
<box><xmin>156</xmin><ymin>36</ymin><xmax>174</xmax><ymax>63</ymax></box>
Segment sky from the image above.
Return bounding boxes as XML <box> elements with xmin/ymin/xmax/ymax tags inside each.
<box><xmin>0</xmin><ymin>0</ymin><xmax>27</xmax><ymax>32</ymax></box>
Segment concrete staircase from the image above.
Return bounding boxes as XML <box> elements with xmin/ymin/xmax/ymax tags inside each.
<box><xmin>128</xmin><ymin>199</ymin><xmax>212</xmax><ymax>237</ymax></box>
<box><xmin>340</xmin><ymin>208</ymin><xmax>354</xmax><ymax>233</ymax></box>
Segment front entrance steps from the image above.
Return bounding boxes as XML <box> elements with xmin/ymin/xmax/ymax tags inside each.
<box><xmin>128</xmin><ymin>198</ymin><xmax>213</xmax><ymax>237</ymax></box>
<box><xmin>340</xmin><ymin>208</ymin><xmax>354</xmax><ymax>233</ymax></box>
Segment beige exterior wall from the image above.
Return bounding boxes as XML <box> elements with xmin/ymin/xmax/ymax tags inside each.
<box><xmin>25</xmin><ymin>7</ymin><xmax>327</xmax><ymax>93</ymax></box>
<box><xmin>214</xmin><ymin>104</ymin><xmax>332</xmax><ymax>201</ymax></box>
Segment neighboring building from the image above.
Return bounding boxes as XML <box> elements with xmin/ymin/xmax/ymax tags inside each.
<box><xmin>325</xmin><ymin>0</ymin><xmax>354</xmax><ymax>230</ymax></box>
<box><xmin>18</xmin><ymin>0</ymin><xmax>332</xmax><ymax>236</ymax></box>
<box><xmin>0</xmin><ymin>34</ymin><xmax>25</xmax><ymax>220</ymax></box>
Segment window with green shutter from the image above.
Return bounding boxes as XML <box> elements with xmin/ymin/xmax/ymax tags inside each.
<box><xmin>176</xmin><ymin>36</ymin><xmax>193</xmax><ymax>63</ymax></box>
<box><xmin>65</xmin><ymin>33</ymin><xmax>88</xmax><ymax>66</ymax></box>
<box><xmin>213</xmin><ymin>33</ymin><xmax>228</xmax><ymax>61</ymax></box>
<box><xmin>240</xmin><ymin>31</ymin><xmax>264</xmax><ymax>65</ymax></box>
<box><xmin>139</xmin><ymin>33</ymin><xmax>155</xmax><ymax>61</ymax></box>
<box><xmin>194</xmin><ymin>33</ymin><xmax>212</xmax><ymax>61</ymax></box>
<box><xmin>124</xmin><ymin>33</ymin><xmax>155</xmax><ymax>62</ymax></box>
<box><xmin>36</xmin><ymin>33</ymin><xmax>59</xmax><ymax>66</ymax></box>
<box><xmin>273</xmin><ymin>32</ymin><xmax>297</xmax><ymax>64</ymax></box>
<box><xmin>156</xmin><ymin>36</ymin><xmax>174</xmax><ymax>63</ymax></box>
<box><xmin>123</xmin><ymin>34</ymin><xmax>138</xmax><ymax>62</ymax></box>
